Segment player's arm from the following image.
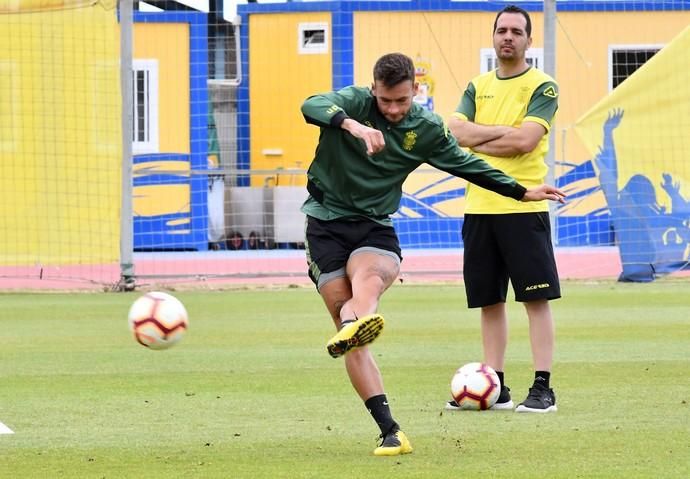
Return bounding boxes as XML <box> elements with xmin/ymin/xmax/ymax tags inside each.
<box><xmin>340</xmin><ymin>119</ymin><xmax>385</xmax><ymax>155</ymax></box>
<box><xmin>448</xmin><ymin>115</ymin><xmax>513</xmax><ymax>148</ymax></box>
<box><xmin>448</xmin><ymin>81</ymin><xmax>512</xmax><ymax>148</ymax></box>
<box><xmin>472</xmin><ymin>81</ymin><xmax>558</xmax><ymax>157</ymax></box>
<box><xmin>301</xmin><ymin>88</ymin><xmax>356</xmax><ymax>128</ymax></box>
<box><xmin>301</xmin><ymin>87</ymin><xmax>384</xmax><ymax>155</ymax></box>
<box><xmin>471</xmin><ymin>121</ymin><xmax>546</xmax><ymax>156</ymax></box>
<box><xmin>428</xmin><ymin>124</ymin><xmax>565</xmax><ymax>203</ymax></box>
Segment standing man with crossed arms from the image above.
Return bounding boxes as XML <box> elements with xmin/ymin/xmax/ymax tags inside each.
<box><xmin>446</xmin><ymin>4</ymin><xmax>561</xmax><ymax>413</ymax></box>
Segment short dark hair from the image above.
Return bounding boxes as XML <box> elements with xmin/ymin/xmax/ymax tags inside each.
<box><xmin>493</xmin><ymin>4</ymin><xmax>531</xmax><ymax>37</ymax></box>
<box><xmin>373</xmin><ymin>53</ymin><xmax>415</xmax><ymax>88</ymax></box>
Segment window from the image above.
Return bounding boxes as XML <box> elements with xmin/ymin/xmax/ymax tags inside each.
<box><xmin>298</xmin><ymin>22</ymin><xmax>328</xmax><ymax>55</ymax></box>
<box><xmin>132</xmin><ymin>59</ymin><xmax>159</xmax><ymax>154</ymax></box>
<box><xmin>480</xmin><ymin>48</ymin><xmax>543</xmax><ymax>74</ymax></box>
<box><xmin>608</xmin><ymin>45</ymin><xmax>662</xmax><ymax>91</ymax></box>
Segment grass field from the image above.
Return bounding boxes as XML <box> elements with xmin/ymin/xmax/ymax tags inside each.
<box><xmin>1</xmin><ymin>281</ymin><xmax>688</xmax><ymax>478</ymax></box>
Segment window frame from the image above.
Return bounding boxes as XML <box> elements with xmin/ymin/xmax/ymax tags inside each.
<box><xmin>298</xmin><ymin>22</ymin><xmax>329</xmax><ymax>55</ymax></box>
<box><xmin>132</xmin><ymin>58</ymin><xmax>159</xmax><ymax>154</ymax></box>
<box><xmin>607</xmin><ymin>44</ymin><xmax>663</xmax><ymax>92</ymax></box>
<box><xmin>480</xmin><ymin>47</ymin><xmax>544</xmax><ymax>74</ymax></box>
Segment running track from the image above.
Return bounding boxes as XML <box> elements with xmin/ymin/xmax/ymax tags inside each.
<box><xmin>0</xmin><ymin>247</ymin><xmax>638</xmax><ymax>291</ymax></box>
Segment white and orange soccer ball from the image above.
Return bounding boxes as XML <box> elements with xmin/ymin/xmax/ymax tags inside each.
<box><xmin>128</xmin><ymin>292</ymin><xmax>188</xmax><ymax>350</ymax></box>
<box><xmin>450</xmin><ymin>362</ymin><xmax>501</xmax><ymax>410</ymax></box>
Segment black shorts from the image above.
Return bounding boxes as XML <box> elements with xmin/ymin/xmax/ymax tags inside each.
<box><xmin>304</xmin><ymin>216</ymin><xmax>402</xmax><ymax>290</ymax></box>
<box><xmin>462</xmin><ymin>213</ymin><xmax>561</xmax><ymax>308</ymax></box>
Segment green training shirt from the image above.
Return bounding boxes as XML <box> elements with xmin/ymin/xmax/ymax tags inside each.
<box><xmin>301</xmin><ymin>85</ymin><xmax>526</xmax><ymax>223</ymax></box>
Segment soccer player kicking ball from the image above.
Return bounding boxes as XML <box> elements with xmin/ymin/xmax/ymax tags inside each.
<box><xmin>301</xmin><ymin>52</ymin><xmax>565</xmax><ymax>456</ymax></box>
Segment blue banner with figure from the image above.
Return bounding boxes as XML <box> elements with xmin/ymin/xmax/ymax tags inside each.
<box><xmin>574</xmin><ymin>26</ymin><xmax>690</xmax><ymax>281</ymax></box>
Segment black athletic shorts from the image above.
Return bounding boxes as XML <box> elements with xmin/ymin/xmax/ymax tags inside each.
<box><xmin>462</xmin><ymin>212</ymin><xmax>561</xmax><ymax>308</ymax></box>
<box><xmin>304</xmin><ymin>216</ymin><xmax>402</xmax><ymax>290</ymax></box>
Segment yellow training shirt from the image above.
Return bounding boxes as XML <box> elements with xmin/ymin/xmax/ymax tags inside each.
<box><xmin>452</xmin><ymin>67</ymin><xmax>558</xmax><ymax>214</ymax></box>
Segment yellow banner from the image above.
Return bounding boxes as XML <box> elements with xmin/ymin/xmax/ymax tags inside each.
<box><xmin>575</xmin><ymin>25</ymin><xmax>690</xmax><ymax>208</ymax></box>
<box><xmin>574</xmin><ymin>26</ymin><xmax>690</xmax><ymax>280</ymax></box>
<box><xmin>0</xmin><ymin>2</ymin><xmax>121</xmax><ymax>266</ymax></box>
<box><xmin>0</xmin><ymin>1</ymin><xmax>116</xmax><ymax>14</ymax></box>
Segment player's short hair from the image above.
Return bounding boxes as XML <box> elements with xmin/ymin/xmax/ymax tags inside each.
<box><xmin>493</xmin><ymin>4</ymin><xmax>531</xmax><ymax>37</ymax></box>
<box><xmin>373</xmin><ymin>53</ymin><xmax>415</xmax><ymax>88</ymax></box>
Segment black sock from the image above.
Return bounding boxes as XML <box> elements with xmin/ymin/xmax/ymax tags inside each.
<box><xmin>496</xmin><ymin>371</ymin><xmax>505</xmax><ymax>389</ymax></box>
<box><xmin>534</xmin><ymin>371</ymin><xmax>551</xmax><ymax>388</ymax></box>
<box><xmin>365</xmin><ymin>394</ymin><xmax>398</xmax><ymax>436</ymax></box>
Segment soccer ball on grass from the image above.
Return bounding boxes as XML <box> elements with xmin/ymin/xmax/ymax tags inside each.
<box><xmin>450</xmin><ymin>362</ymin><xmax>500</xmax><ymax>410</ymax></box>
<box><xmin>128</xmin><ymin>292</ymin><xmax>188</xmax><ymax>350</ymax></box>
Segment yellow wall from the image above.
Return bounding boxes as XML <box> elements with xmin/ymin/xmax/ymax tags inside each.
<box><xmin>0</xmin><ymin>5</ymin><xmax>121</xmax><ymax>265</ymax></box>
<box><xmin>353</xmin><ymin>10</ymin><xmax>690</xmax><ymax>173</ymax></box>
<box><xmin>552</xmin><ymin>11</ymin><xmax>690</xmax><ymax>168</ymax></box>
<box><xmin>134</xmin><ymin>22</ymin><xmax>190</xmax><ymax>154</ymax></box>
<box><xmin>249</xmin><ymin>12</ymin><xmax>332</xmax><ymax>187</ymax></box>
<box><xmin>354</xmin><ymin>11</ymin><xmax>491</xmax><ymax>122</ymax></box>
<box><xmin>0</xmin><ymin>0</ymin><xmax>114</xmax><ymax>13</ymax></box>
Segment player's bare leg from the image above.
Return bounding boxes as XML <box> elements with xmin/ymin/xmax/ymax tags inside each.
<box><xmin>325</xmin><ymin>252</ymin><xmax>397</xmax><ymax>357</ymax></box>
<box><xmin>319</xmin><ymin>277</ymin><xmax>385</xmax><ymax>398</ymax></box>
<box><xmin>524</xmin><ymin>299</ymin><xmax>554</xmax><ymax>372</ymax></box>
<box><xmin>319</xmin><ymin>254</ymin><xmax>411</xmax><ymax>455</ymax></box>
<box><xmin>341</xmin><ymin>251</ymin><xmax>399</xmax><ymax>320</ymax></box>
<box><xmin>345</xmin><ymin>347</ymin><xmax>384</xmax><ymax>400</ymax></box>
<box><xmin>480</xmin><ymin>302</ymin><xmax>508</xmax><ymax>372</ymax></box>
<box><xmin>516</xmin><ymin>299</ymin><xmax>557</xmax><ymax>413</ymax></box>
<box><xmin>478</xmin><ymin>303</ymin><xmax>513</xmax><ymax>409</ymax></box>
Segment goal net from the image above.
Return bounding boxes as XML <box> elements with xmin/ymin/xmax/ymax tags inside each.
<box><xmin>0</xmin><ymin>0</ymin><xmax>121</xmax><ymax>289</ymax></box>
<box><xmin>2</xmin><ymin>0</ymin><xmax>688</xmax><ymax>290</ymax></box>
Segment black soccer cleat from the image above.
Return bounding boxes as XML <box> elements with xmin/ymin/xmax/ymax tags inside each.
<box><xmin>373</xmin><ymin>429</ymin><xmax>413</xmax><ymax>456</ymax></box>
<box><xmin>445</xmin><ymin>385</ymin><xmax>514</xmax><ymax>411</ymax></box>
<box><xmin>515</xmin><ymin>383</ymin><xmax>557</xmax><ymax>413</ymax></box>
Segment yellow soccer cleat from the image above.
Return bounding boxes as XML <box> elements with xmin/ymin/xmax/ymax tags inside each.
<box><xmin>373</xmin><ymin>430</ymin><xmax>413</xmax><ymax>457</ymax></box>
<box><xmin>326</xmin><ymin>314</ymin><xmax>385</xmax><ymax>358</ymax></box>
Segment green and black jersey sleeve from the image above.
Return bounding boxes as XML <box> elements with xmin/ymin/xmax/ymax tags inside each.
<box><xmin>301</xmin><ymin>87</ymin><xmax>370</xmax><ymax>129</ymax></box>
<box><xmin>300</xmin><ymin>85</ymin><xmax>527</xmax><ymax>220</ymax></box>
<box><xmin>526</xmin><ymin>81</ymin><xmax>558</xmax><ymax>125</ymax></box>
<box><xmin>425</xmin><ymin>123</ymin><xmax>526</xmax><ymax>201</ymax></box>
<box><xmin>456</xmin><ymin>82</ymin><xmax>477</xmax><ymax>120</ymax></box>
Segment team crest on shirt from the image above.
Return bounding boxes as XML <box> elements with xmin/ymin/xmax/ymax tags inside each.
<box><xmin>403</xmin><ymin>131</ymin><xmax>418</xmax><ymax>151</ymax></box>
<box><xmin>543</xmin><ymin>85</ymin><xmax>558</xmax><ymax>98</ymax></box>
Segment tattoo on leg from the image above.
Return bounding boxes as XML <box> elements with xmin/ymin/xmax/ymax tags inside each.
<box><xmin>333</xmin><ymin>300</ymin><xmax>345</xmax><ymax>318</ymax></box>
<box><xmin>371</xmin><ymin>264</ymin><xmax>398</xmax><ymax>289</ymax></box>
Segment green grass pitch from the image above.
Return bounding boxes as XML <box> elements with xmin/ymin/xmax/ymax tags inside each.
<box><xmin>1</xmin><ymin>281</ymin><xmax>688</xmax><ymax>478</ymax></box>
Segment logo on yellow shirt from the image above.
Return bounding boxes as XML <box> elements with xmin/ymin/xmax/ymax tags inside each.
<box><xmin>543</xmin><ymin>86</ymin><xmax>558</xmax><ymax>98</ymax></box>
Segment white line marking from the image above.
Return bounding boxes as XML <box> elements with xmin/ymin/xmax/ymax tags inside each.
<box><xmin>0</xmin><ymin>421</ymin><xmax>14</xmax><ymax>434</ymax></box>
